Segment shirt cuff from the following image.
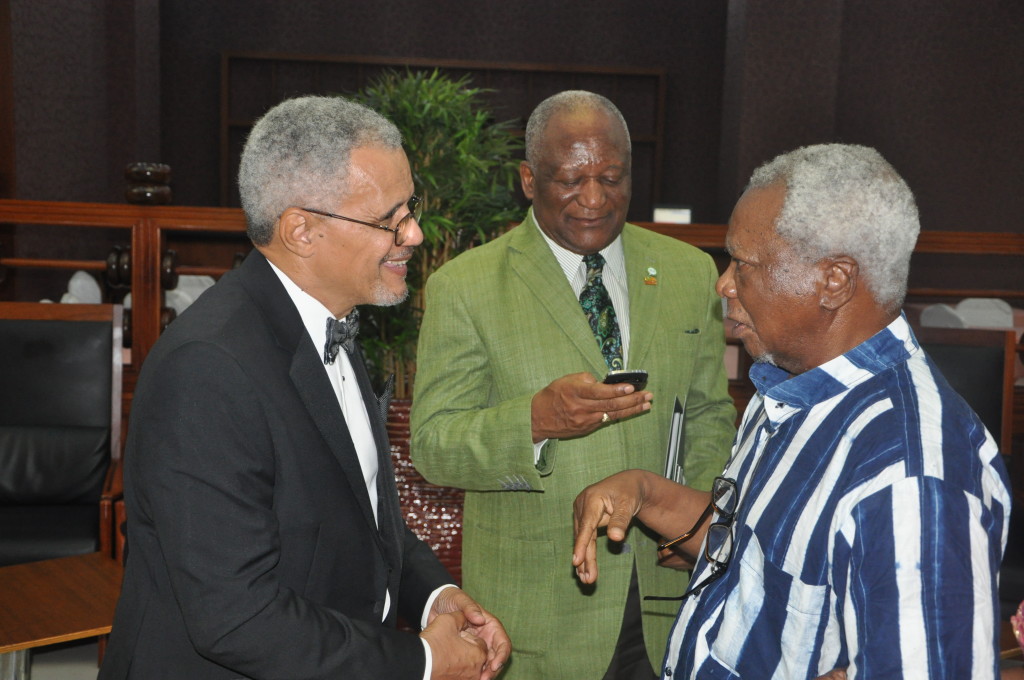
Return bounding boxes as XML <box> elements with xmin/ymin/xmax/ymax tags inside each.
<box><xmin>421</xmin><ymin>583</ymin><xmax>459</xmax><ymax>629</ymax></box>
<box><xmin>420</xmin><ymin>584</ymin><xmax>460</xmax><ymax>680</ymax></box>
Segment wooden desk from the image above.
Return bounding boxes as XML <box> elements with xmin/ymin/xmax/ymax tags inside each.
<box><xmin>0</xmin><ymin>552</ymin><xmax>123</xmax><ymax>679</ymax></box>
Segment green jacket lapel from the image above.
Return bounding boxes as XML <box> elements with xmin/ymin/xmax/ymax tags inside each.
<box><xmin>507</xmin><ymin>210</ymin><xmax>608</xmax><ymax>376</ymax></box>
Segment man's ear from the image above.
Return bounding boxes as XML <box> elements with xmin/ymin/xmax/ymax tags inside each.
<box><xmin>277</xmin><ymin>207</ymin><xmax>318</xmax><ymax>258</ymax></box>
<box><xmin>519</xmin><ymin>161</ymin><xmax>536</xmax><ymax>201</ymax></box>
<box><xmin>819</xmin><ymin>256</ymin><xmax>858</xmax><ymax>311</ymax></box>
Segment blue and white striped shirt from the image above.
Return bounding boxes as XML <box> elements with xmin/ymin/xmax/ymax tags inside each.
<box><xmin>663</xmin><ymin>314</ymin><xmax>1010</xmax><ymax>679</ymax></box>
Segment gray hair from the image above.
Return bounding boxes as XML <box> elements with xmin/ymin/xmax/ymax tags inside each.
<box><xmin>748</xmin><ymin>143</ymin><xmax>920</xmax><ymax>311</ymax></box>
<box><xmin>524</xmin><ymin>90</ymin><xmax>631</xmax><ymax>166</ymax></box>
<box><xmin>238</xmin><ymin>95</ymin><xmax>403</xmax><ymax>245</ymax></box>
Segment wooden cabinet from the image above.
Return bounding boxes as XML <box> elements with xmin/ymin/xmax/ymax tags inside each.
<box><xmin>0</xmin><ymin>199</ymin><xmax>249</xmax><ymax>422</ymax></box>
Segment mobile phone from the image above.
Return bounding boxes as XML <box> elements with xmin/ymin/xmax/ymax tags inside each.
<box><xmin>603</xmin><ymin>369</ymin><xmax>648</xmax><ymax>391</ymax></box>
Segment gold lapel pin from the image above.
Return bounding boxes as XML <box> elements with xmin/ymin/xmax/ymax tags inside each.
<box><xmin>644</xmin><ymin>266</ymin><xmax>658</xmax><ymax>286</ymax></box>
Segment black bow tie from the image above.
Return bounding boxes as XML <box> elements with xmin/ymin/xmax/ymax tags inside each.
<box><xmin>324</xmin><ymin>309</ymin><xmax>359</xmax><ymax>365</ymax></box>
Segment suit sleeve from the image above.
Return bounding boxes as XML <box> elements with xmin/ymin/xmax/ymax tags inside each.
<box><xmin>678</xmin><ymin>255</ymin><xmax>737</xmax><ymax>493</ymax></box>
<box><xmin>133</xmin><ymin>341</ymin><xmax>427</xmax><ymax>680</ymax></box>
<box><xmin>397</xmin><ymin>524</ymin><xmax>456</xmax><ymax>623</ymax></box>
<box><xmin>411</xmin><ymin>266</ymin><xmax>547</xmax><ymax>491</ymax></box>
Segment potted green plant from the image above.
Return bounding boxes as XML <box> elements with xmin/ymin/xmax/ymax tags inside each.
<box><xmin>352</xmin><ymin>70</ymin><xmax>523</xmax><ymax>584</ymax></box>
<box><xmin>353</xmin><ymin>69</ymin><xmax>523</xmax><ymax>399</ymax></box>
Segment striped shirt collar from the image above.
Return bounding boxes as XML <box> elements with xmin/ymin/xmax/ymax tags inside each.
<box><xmin>750</xmin><ymin>314</ymin><xmax>918</xmax><ymax>425</ymax></box>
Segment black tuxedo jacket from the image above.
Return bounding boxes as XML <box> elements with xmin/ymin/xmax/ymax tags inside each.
<box><xmin>99</xmin><ymin>251</ymin><xmax>452</xmax><ymax>679</ymax></box>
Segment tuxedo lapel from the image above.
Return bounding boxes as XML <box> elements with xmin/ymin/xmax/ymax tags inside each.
<box><xmin>289</xmin><ymin>345</ymin><xmax>386</xmax><ymax>551</ymax></box>
<box><xmin>348</xmin><ymin>345</ymin><xmax>403</xmax><ymax>568</ymax></box>
<box><xmin>507</xmin><ymin>216</ymin><xmax>608</xmax><ymax>375</ymax></box>
<box><xmin>239</xmin><ymin>252</ymin><xmax>386</xmax><ymax>551</ymax></box>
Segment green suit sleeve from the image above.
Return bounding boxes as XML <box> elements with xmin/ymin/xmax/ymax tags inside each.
<box><xmin>677</xmin><ymin>256</ymin><xmax>737</xmax><ymax>493</ymax></box>
<box><xmin>411</xmin><ymin>266</ymin><xmax>549</xmax><ymax>491</ymax></box>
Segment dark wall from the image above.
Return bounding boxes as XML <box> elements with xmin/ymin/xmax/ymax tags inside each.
<box><xmin>719</xmin><ymin>1</ymin><xmax>845</xmax><ymax>210</ymax></box>
<box><xmin>9</xmin><ymin>0</ymin><xmax>114</xmax><ymax>201</ymax></box>
<box><xmin>3</xmin><ymin>0</ymin><xmax>163</xmax><ymax>301</ymax></box>
<box><xmin>717</xmin><ymin>0</ymin><xmax>1023</xmax><ymax>232</ymax></box>
<box><xmin>6</xmin><ymin>0</ymin><xmax>161</xmax><ymax>203</ymax></box>
<box><xmin>711</xmin><ymin>0</ymin><xmax>1022</xmax><ymax>296</ymax></box>
<box><xmin>5</xmin><ymin>0</ymin><xmax>1022</xmax><ymax>231</ymax></box>
<box><xmin>157</xmin><ymin>0</ymin><xmax>728</xmax><ymax>221</ymax></box>
<box><xmin>836</xmin><ymin>0</ymin><xmax>1023</xmax><ymax>233</ymax></box>
<box><xmin>0</xmin><ymin>0</ymin><xmax>14</xmax><ymax>197</ymax></box>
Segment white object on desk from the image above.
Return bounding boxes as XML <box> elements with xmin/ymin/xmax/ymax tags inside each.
<box><xmin>652</xmin><ymin>206</ymin><xmax>692</xmax><ymax>224</ymax></box>
<box><xmin>920</xmin><ymin>298</ymin><xmax>1015</xmax><ymax>330</ymax></box>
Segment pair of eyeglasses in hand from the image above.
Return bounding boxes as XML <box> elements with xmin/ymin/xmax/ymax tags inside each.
<box><xmin>646</xmin><ymin>476</ymin><xmax>738</xmax><ymax>602</ymax></box>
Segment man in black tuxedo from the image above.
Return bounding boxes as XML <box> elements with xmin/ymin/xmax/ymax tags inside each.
<box><xmin>99</xmin><ymin>96</ymin><xmax>509</xmax><ymax>680</ymax></box>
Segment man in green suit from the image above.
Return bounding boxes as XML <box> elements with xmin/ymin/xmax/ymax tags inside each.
<box><xmin>411</xmin><ymin>91</ymin><xmax>735</xmax><ymax>679</ymax></box>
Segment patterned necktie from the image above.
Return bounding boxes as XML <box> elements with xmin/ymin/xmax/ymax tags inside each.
<box><xmin>324</xmin><ymin>309</ymin><xmax>360</xmax><ymax>365</ymax></box>
<box><xmin>579</xmin><ymin>253</ymin><xmax>624</xmax><ymax>370</ymax></box>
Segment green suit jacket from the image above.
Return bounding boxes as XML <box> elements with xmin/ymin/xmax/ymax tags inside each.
<box><xmin>411</xmin><ymin>211</ymin><xmax>735</xmax><ymax>679</ymax></box>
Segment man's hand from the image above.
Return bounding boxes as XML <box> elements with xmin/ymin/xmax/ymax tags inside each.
<box><xmin>572</xmin><ymin>470</ymin><xmax>650</xmax><ymax>584</ymax></box>
<box><xmin>426</xmin><ymin>587</ymin><xmax>510</xmax><ymax>680</ymax></box>
<box><xmin>573</xmin><ymin>470</ymin><xmax>711</xmax><ymax>583</ymax></box>
<box><xmin>531</xmin><ymin>372</ymin><xmax>652</xmax><ymax>442</ymax></box>
<box><xmin>815</xmin><ymin>670</ymin><xmax>847</xmax><ymax>680</ymax></box>
<box><xmin>421</xmin><ymin>610</ymin><xmax>489</xmax><ymax>680</ymax></box>
<box><xmin>656</xmin><ymin>545</ymin><xmax>695</xmax><ymax>571</ymax></box>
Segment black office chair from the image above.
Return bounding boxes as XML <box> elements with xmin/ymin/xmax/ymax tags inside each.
<box><xmin>915</xmin><ymin>325</ymin><xmax>1020</xmax><ymax>621</ymax></box>
<box><xmin>916</xmin><ymin>326</ymin><xmax>1015</xmax><ymax>456</ymax></box>
<box><xmin>0</xmin><ymin>302</ymin><xmax>123</xmax><ymax>566</ymax></box>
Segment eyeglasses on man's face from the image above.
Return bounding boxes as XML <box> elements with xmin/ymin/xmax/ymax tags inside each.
<box><xmin>301</xmin><ymin>195</ymin><xmax>422</xmax><ymax>246</ymax></box>
<box><xmin>646</xmin><ymin>476</ymin><xmax>738</xmax><ymax>603</ymax></box>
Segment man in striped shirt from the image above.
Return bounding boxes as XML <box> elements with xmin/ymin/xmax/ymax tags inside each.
<box><xmin>572</xmin><ymin>144</ymin><xmax>1011</xmax><ymax>679</ymax></box>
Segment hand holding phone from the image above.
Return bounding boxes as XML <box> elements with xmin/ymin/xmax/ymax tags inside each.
<box><xmin>602</xmin><ymin>369</ymin><xmax>648</xmax><ymax>391</ymax></box>
<box><xmin>532</xmin><ymin>371</ymin><xmax>652</xmax><ymax>441</ymax></box>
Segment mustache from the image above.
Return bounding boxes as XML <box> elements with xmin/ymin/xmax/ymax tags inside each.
<box><xmin>383</xmin><ymin>246</ymin><xmax>416</xmax><ymax>263</ymax></box>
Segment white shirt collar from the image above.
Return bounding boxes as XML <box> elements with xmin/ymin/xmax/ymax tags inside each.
<box><xmin>266</xmin><ymin>260</ymin><xmax>353</xmax><ymax>356</ymax></box>
<box><xmin>528</xmin><ymin>208</ymin><xmax>627</xmax><ymax>289</ymax></box>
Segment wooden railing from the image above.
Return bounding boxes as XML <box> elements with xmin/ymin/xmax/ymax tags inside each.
<box><xmin>2</xmin><ymin>199</ymin><xmax>1021</xmax><ymax>370</ymax></box>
